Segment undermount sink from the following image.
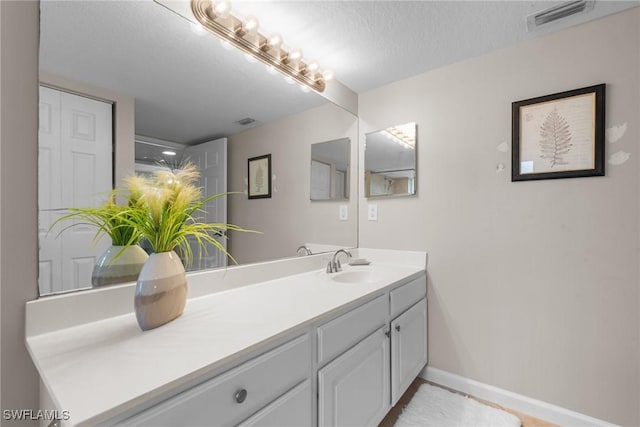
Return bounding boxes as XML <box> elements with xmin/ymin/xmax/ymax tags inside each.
<box><xmin>330</xmin><ymin>270</ymin><xmax>379</xmax><ymax>284</ymax></box>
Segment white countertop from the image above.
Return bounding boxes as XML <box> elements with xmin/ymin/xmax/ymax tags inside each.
<box><xmin>26</xmin><ymin>249</ymin><xmax>426</xmax><ymax>426</ymax></box>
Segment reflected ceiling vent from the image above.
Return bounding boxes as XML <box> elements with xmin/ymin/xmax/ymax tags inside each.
<box><xmin>527</xmin><ymin>0</ymin><xmax>594</xmax><ymax>31</ymax></box>
<box><xmin>236</xmin><ymin>117</ymin><xmax>256</xmax><ymax>126</ymax></box>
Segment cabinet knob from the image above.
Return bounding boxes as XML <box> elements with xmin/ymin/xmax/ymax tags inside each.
<box><xmin>384</xmin><ymin>329</ymin><xmax>390</xmax><ymax>338</ymax></box>
<box><xmin>395</xmin><ymin>325</ymin><xmax>401</xmax><ymax>332</ymax></box>
<box><xmin>235</xmin><ymin>389</ymin><xmax>248</xmax><ymax>404</ymax></box>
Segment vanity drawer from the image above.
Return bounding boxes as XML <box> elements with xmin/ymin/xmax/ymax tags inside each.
<box><xmin>124</xmin><ymin>334</ymin><xmax>311</xmax><ymax>426</ymax></box>
<box><xmin>238</xmin><ymin>380</ymin><xmax>312</xmax><ymax>427</ymax></box>
<box><xmin>390</xmin><ymin>275</ymin><xmax>426</xmax><ymax>318</ymax></box>
<box><xmin>317</xmin><ymin>294</ymin><xmax>387</xmax><ymax>366</ymax></box>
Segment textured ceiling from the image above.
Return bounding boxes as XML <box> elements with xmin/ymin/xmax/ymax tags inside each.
<box><xmin>40</xmin><ymin>0</ymin><xmax>639</xmax><ymax>153</ymax></box>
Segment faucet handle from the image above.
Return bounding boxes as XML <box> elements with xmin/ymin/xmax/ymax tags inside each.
<box><xmin>326</xmin><ymin>261</ymin><xmax>336</xmax><ymax>273</ymax></box>
<box><xmin>335</xmin><ymin>259</ymin><xmax>342</xmax><ymax>271</ymax></box>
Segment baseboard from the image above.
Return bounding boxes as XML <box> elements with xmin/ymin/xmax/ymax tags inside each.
<box><xmin>420</xmin><ymin>366</ymin><xmax>619</xmax><ymax>427</ymax></box>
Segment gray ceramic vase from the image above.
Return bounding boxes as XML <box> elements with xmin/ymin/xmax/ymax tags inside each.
<box><xmin>92</xmin><ymin>245</ymin><xmax>149</xmax><ymax>287</ymax></box>
<box><xmin>134</xmin><ymin>251</ymin><xmax>188</xmax><ymax>331</ymax></box>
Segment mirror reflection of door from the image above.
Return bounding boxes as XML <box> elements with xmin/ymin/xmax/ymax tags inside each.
<box><xmin>334</xmin><ymin>169</ymin><xmax>346</xmax><ymax>199</ymax></box>
<box><xmin>183</xmin><ymin>138</ymin><xmax>228</xmax><ymax>271</ymax></box>
<box><xmin>311</xmin><ymin>160</ymin><xmax>332</xmax><ymax>200</ymax></box>
<box><xmin>38</xmin><ymin>86</ymin><xmax>113</xmax><ymax>295</ymax></box>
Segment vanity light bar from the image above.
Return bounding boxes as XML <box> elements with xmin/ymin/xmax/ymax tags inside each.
<box><xmin>191</xmin><ymin>0</ymin><xmax>328</xmax><ymax>93</ymax></box>
<box><xmin>383</xmin><ymin>126</ymin><xmax>415</xmax><ymax>149</ymax></box>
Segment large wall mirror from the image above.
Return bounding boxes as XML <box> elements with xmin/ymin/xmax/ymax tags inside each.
<box><xmin>38</xmin><ymin>0</ymin><xmax>358</xmax><ymax>296</ymax></box>
<box><xmin>364</xmin><ymin>123</ymin><xmax>417</xmax><ymax>198</ymax></box>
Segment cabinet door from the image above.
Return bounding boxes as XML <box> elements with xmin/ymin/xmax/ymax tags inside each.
<box><xmin>318</xmin><ymin>327</ymin><xmax>390</xmax><ymax>427</ymax></box>
<box><xmin>238</xmin><ymin>380</ymin><xmax>311</xmax><ymax>427</ymax></box>
<box><xmin>391</xmin><ymin>298</ymin><xmax>428</xmax><ymax>405</ymax></box>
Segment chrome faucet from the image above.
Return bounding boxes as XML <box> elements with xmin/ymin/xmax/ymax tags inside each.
<box><xmin>326</xmin><ymin>249</ymin><xmax>352</xmax><ymax>273</ymax></box>
<box><xmin>296</xmin><ymin>245</ymin><xmax>312</xmax><ymax>256</ymax></box>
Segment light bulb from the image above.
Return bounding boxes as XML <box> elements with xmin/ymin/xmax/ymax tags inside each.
<box><xmin>322</xmin><ymin>70</ymin><xmax>334</xmax><ymax>81</ymax></box>
<box><xmin>284</xmin><ymin>76</ymin><xmax>295</xmax><ymax>85</ymax></box>
<box><xmin>244</xmin><ymin>53</ymin><xmax>257</xmax><ymax>63</ymax></box>
<box><xmin>299</xmin><ymin>84</ymin><xmax>310</xmax><ymax>93</ymax></box>
<box><xmin>306</xmin><ymin>60</ymin><xmax>319</xmax><ymax>73</ymax></box>
<box><xmin>213</xmin><ymin>0</ymin><xmax>231</xmax><ymax>18</ymax></box>
<box><xmin>288</xmin><ymin>48</ymin><xmax>302</xmax><ymax>62</ymax></box>
<box><xmin>162</xmin><ymin>150</ymin><xmax>177</xmax><ymax>156</ymax></box>
<box><xmin>243</xmin><ymin>16</ymin><xmax>259</xmax><ymax>35</ymax></box>
<box><xmin>267</xmin><ymin>33</ymin><xmax>282</xmax><ymax>49</ymax></box>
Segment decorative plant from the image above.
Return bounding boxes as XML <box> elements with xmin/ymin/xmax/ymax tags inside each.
<box><xmin>122</xmin><ymin>161</ymin><xmax>252</xmax><ymax>267</ymax></box>
<box><xmin>52</xmin><ymin>192</ymin><xmax>143</xmax><ymax>247</ymax></box>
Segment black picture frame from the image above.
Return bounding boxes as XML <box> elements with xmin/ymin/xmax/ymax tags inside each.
<box><xmin>512</xmin><ymin>84</ymin><xmax>605</xmax><ymax>182</ymax></box>
<box><xmin>248</xmin><ymin>154</ymin><xmax>272</xmax><ymax>199</ymax></box>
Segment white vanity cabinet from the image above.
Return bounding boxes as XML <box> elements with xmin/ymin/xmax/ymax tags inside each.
<box><xmin>317</xmin><ymin>274</ymin><xmax>427</xmax><ymax>427</ymax></box>
<box><xmin>27</xmin><ymin>251</ymin><xmax>429</xmax><ymax>427</ymax></box>
<box><xmin>122</xmin><ymin>334</ymin><xmax>311</xmax><ymax>427</ymax></box>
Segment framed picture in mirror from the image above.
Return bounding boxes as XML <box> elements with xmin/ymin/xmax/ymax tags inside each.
<box><xmin>512</xmin><ymin>84</ymin><xmax>605</xmax><ymax>182</ymax></box>
<box><xmin>248</xmin><ymin>154</ymin><xmax>272</xmax><ymax>199</ymax></box>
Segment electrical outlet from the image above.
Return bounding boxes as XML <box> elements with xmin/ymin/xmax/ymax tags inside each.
<box><xmin>339</xmin><ymin>205</ymin><xmax>348</xmax><ymax>221</ymax></box>
<box><xmin>367</xmin><ymin>203</ymin><xmax>378</xmax><ymax>221</ymax></box>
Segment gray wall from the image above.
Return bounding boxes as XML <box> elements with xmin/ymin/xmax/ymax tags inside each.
<box><xmin>358</xmin><ymin>8</ymin><xmax>639</xmax><ymax>425</ymax></box>
<box><xmin>0</xmin><ymin>0</ymin><xmax>40</xmax><ymax>423</ymax></box>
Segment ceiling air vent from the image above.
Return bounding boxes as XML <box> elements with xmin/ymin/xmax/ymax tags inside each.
<box><xmin>527</xmin><ymin>0</ymin><xmax>595</xmax><ymax>31</ymax></box>
<box><xmin>236</xmin><ymin>117</ymin><xmax>256</xmax><ymax>126</ymax></box>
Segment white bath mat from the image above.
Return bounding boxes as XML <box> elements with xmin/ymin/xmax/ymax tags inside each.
<box><xmin>395</xmin><ymin>383</ymin><xmax>522</xmax><ymax>427</ymax></box>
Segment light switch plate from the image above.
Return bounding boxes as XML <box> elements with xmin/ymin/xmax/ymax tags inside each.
<box><xmin>339</xmin><ymin>205</ymin><xmax>348</xmax><ymax>221</ymax></box>
<box><xmin>367</xmin><ymin>203</ymin><xmax>378</xmax><ymax>221</ymax></box>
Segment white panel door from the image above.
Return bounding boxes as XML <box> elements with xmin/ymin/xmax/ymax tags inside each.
<box><xmin>183</xmin><ymin>138</ymin><xmax>227</xmax><ymax>271</ymax></box>
<box><xmin>38</xmin><ymin>87</ymin><xmax>63</xmax><ymax>294</ymax></box>
<box><xmin>391</xmin><ymin>298</ymin><xmax>428</xmax><ymax>405</ymax></box>
<box><xmin>38</xmin><ymin>86</ymin><xmax>113</xmax><ymax>294</ymax></box>
<box><xmin>318</xmin><ymin>327</ymin><xmax>390</xmax><ymax>427</ymax></box>
<box><xmin>311</xmin><ymin>160</ymin><xmax>331</xmax><ymax>200</ymax></box>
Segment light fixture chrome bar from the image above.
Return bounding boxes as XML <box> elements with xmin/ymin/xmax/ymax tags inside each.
<box><xmin>191</xmin><ymin>0</ymin><xmax>326</xmax><ymax>93</ymax></box>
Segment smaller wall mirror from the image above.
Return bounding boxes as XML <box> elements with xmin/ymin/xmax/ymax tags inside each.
<box><xmin>365</xmin><ymin>122</ymin><xmax>417</xmax><ymax>197</ymax></box>
<box><xmin>310</xmin><ymin>137</ymin><xmax>351</xmax><ymax>200</ymax></box>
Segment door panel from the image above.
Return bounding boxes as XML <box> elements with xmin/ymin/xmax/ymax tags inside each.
<box><xmin>38</xmin><ymin>87</ymin><xmax>63</xmax><ymax>294</ymax></box>
<box><xmin>318</xmin><ymin>327</ymin><xmax>390</xmax><ymax>427</ymax></box>
<box><xmin>311</xmin><ymin>159</ymin><xmax>331</xmax><ymax>200</ymax></box>
<box><xmin>391</xmin><ymin>298</ymin><xmax>428</xmax><ymax>405</ymax></box>
<box><xmin>38</xmin><ymin>86</ymin><xmax>113</xmax><ymax>294</ymax></box>
<box><xmin>183</xmin><ymin>138</ymin><xmax>227</xmax><ymax>271</ymax></box>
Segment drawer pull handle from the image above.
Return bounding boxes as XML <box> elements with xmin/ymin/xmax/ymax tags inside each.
<box><xmin>235</xmin><ymin>389</ymin><xmax>248</xmax><ymax>404</ymax></box>
<box><xmin>395</xmin><ymin>325</ymin><xmax>401</xmax><ymax>332</ymax></box>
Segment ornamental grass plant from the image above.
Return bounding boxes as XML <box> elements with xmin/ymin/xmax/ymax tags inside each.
<box><xmin>53</xmin><ymin>161</ymin><xmax>255</xmax><ymax>268</ymax></box>
<box><xmin>52</xmin><ymin>193</ymin><xmax>142</xmax><ymax>247</ymax></box>
<box><xmin>122</xmin><ymin>161</ymin><xmax>253</xmax><ymax>267</ymax></box>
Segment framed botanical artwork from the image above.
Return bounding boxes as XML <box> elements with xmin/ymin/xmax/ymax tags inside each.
<box><xmin>248</xmin><ymin>154</ymin><xmax>272</xmax><ymax>199</ymax></box>
<box><xmin>512</xmin><ymin>84</ymin><xmax>605</xmax><ymax>182</ymax></box>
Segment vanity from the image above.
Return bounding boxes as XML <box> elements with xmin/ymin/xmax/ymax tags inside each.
<box><xmin>25</xmin><ymin>249</ymin><xmax>427</xmax><ymax>427</ymax></box>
